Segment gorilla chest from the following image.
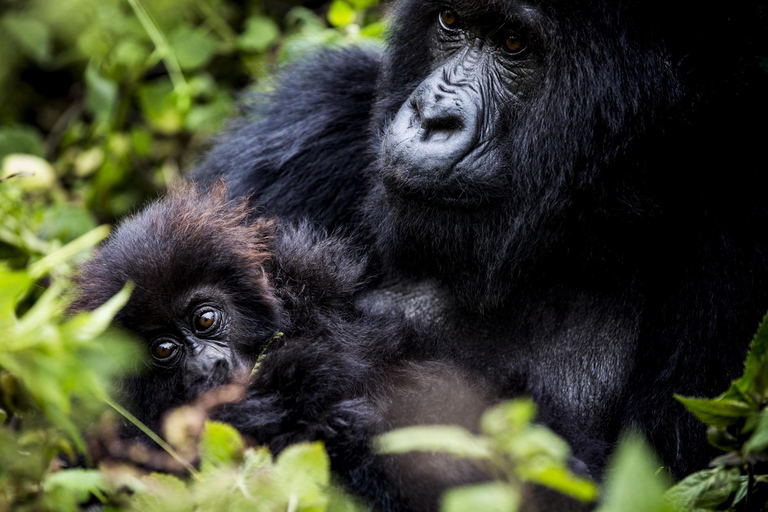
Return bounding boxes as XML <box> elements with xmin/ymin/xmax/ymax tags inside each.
<box><xmin>362</xmin><ymin>280</ymin><xmax>640</xmax><ymax>433</ymax></box>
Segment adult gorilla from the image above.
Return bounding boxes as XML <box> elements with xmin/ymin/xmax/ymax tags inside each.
<box><xmin>195</xmin><ymin>0</ymin><xmax>768</xmax><ymax>478</ymax></box>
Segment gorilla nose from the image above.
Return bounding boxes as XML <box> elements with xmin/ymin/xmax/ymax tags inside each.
<box><xmin>384</xmin><ymin>80</ymin><xmax>478</xmax><ymax>177</ymax></box>
<box><xmin>415</xmin><ymin>96</ymin><xmax>466</xmax><ymax>143</ymax></box>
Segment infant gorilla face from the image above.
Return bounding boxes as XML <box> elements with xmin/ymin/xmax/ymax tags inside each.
<box><xmin>139</xmin><ymin>288</ymin><xmax>246</xmax><ymax>391</ymax></box>
<box><xmin>70</xmin><ymin>184</ymin><xmax>283</xmax><ymax>430</ymax></box>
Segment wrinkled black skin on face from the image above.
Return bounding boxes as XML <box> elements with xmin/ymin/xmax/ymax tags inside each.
<box><xmin>193</xmin><ymin>0</ymin><xmax>768</xmax><ymax>487</ymax></box>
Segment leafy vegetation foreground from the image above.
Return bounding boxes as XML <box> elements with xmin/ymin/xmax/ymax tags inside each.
<box><xmin>2</xmin><ymin>0</ymin><xmax>768</xmax><ymax>511</ymax></box>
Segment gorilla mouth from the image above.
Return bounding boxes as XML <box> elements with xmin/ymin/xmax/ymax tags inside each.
<box><xmin>382</xmin><ymin>174</ymin><xmax>497</xmax><ymax>211</ymax></box>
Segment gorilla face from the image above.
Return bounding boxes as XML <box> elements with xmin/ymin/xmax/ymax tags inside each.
<box><xmin>369</xmin><ymin>0</ymin><xmax>681</xmax><ymax>305</ymax></box>
<box><xmin>71</xmin><ymin>186</ymin><xmax>282</xmax><ymax>431</ymax></box>
<box><xmin>380</xmin><ymin>5</ymin><xmax>544</xmax><ymax>210</ymax></box>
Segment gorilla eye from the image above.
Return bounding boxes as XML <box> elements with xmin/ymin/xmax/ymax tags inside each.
<box><xmin>151</xmin><ymin>340</ymin><xmax>179</xmax><ymax>361</ymax></box>
<box><xmin>504</xmin><ymin>34</ymin><xmax>526</xmax><ymax>55</ymax></box>
<box><xmin>439</xmin><ymin>10</ymin><xmax>458</xmax><ymax>30</ymax></box>
<box><xmin>193</xmin><ymin>307</ymin><xmax>219</xmax><ymax>333</ymax></box>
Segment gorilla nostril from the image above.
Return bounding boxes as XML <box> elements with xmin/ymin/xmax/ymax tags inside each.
<box><xmin>421</xmin><ymin>114</ymin><xmax>464</xmax><ymax>141</ymax></box>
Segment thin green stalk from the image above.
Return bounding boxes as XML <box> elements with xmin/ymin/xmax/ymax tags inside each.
<box><xmin>125</xmin><ymin>0</ymin><xmax>191</xmax><ymax>109</ymax></box>
<box><xmin>104</xmin><ymin>396</ymin><xmax>201</xmax><ymax>480</ymax></box>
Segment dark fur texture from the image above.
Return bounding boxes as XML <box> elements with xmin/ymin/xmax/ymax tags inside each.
<box><xmin>193</xmin><ymin>0</ymin><xmax>768</xmax><ymax>480</ymax></box>
<box><xmin>72</xmin><ymin>186</ymin><xmax>502</xmax><ymax>511</ymax></box>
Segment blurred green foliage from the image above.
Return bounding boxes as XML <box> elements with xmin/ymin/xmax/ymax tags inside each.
<box><xmin>0</xmin><ymin>0</ymin><xmax>385</xmax><ymax>222</ymax></box>
<box><xmin>0</xmin><ymin>1</ymin><xmax>382</xmax><ymax>510</ymax></box>
<box><xmin>2</xmin><ymin>0</ymin><xmax>768</xmax><ymax>510</ymax></box>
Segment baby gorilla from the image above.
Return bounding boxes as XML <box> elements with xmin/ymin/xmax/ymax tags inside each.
<box><xmin>70</xmin><ymin>184</ymin><xmax>492</xmax><ymax>512</ymax></box>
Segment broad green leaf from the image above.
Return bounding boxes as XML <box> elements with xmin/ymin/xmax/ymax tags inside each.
<box><xmin>169</xmin><ymin>26</ymin><xmax>218</xmax><ymax>71</ymax></box>
<box><xmin>0</xmin><ymin>125</ymin><xmax>44</xmax><ymax>160</ymax></box>
<box><xmin>348</xmin><ymin>0</ymin><xmax>378</xmax><ymax>9</ymax></box>
<box><xmin>328</xmin><ymin>0</ymin><xmax>356</xmax><ymax>28</ymax></box>
<box><xmin>737</xmin><ymin>311</ymin><xmax>768</xmax><ymax>399</ymax></box>
<box><xmin>376</xmin><ymin>425</ymin><xmax>493</xmax><ymax>459</ymax></box>
<box><xmin>239</xmin><ymin>16</ymin><xmax>280</xmax><ymax>53</ymax></box>
<box><xmin>275</xmin><ymin>442</ymin><xmax>331</xmax><ymax>512</ymax></box>
<box><xmin>42</xmin><ymin>469</ymin><xmax>110</xmax><ymax>510</ymax></box>
<box><xmin>0</xmin><ymin>265</ymin><xmax>32</xmax><ymax>325</ymax></box>
<box><xmin>199</xmin><ymin>420</ymin><xmax>245</xmax><ymax>471</ymax></box>
<box><xmin>1</xmin><ymin>14</ymin><xmax>51</xmax><ymax>62</ymax></box>
<box><xmin>360</xmin><ymin>21</ymin><xmax>387</xmax><ymax>39</ymax></box>
<box><xmin>441</xmin><ymin>482</ymin><xmax>520</xmax><ymax>512</ymax></box>
<box><xmin>665</xmin><ymin>467</ymin><xmax>740</xmax><ymax>511</ymax></box>
<box><xmin>275</xmin><ymin>441</ymin><xmax>331</xmax><ymax>488</ymax></box>
<box><xmin>112</xmin><ymin>38</ymin><xmax>150</xmax><ymax>68</ymax></box>
<box><xmin>481</xmin><ymin>398</ymin><xmax>537</xmax><ymax>438</ymax></box>
<box><xmin>242</xmin><ymin>446</ymin><xmax>274</xmax><ymax>474</ymax></box>
<box><xmin>85</xmin><ymin>64</ymin><xmax>119</xmax><ymax>125</ymax></box>
<box><xmin>675</xmin><ymin>396</ymin><xmax>756</xmax><ymax>428</ymax></box>
<box><xmin>327</xmin><ymin>486</ymin><xmax>370</xmax><ymax>512</ymax></box>
<box><xmin>138</xmin><ymin>79</ymin><xmax>185</xmax><ymax>134</ymax></box>
<box><xmin>28</xmin><ymin>224</ymin><xmax>110</xmax><ymax>280</ymax></box>
<box><xmin>130</xmin><ymin>473</ymin><xmax>192</xmax><ymax>512</ymax></box>
<box><xmin>743</xmin><ymin>408</ymin><xmax>768</xmax><ymax>455</ymax></box>
<box><xmin>60</xmin><ymin>281</ymin><xmax>132</xmax><ymax>343</ymax></box>
<box><xmin>596</xmin><ymin>433</ymin><xmax>674</xmax><ymax>512</ymax></box>
<box><xmin>524</xmin><ymin>465</ymin><xmax>599</xmax><ymax>503</ymax></box>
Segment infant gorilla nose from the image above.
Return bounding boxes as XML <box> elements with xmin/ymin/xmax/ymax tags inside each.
<box><xmin>183</xmin><ymin>355</ymin><xmax>235</xmax><ymax>393</ymax></box>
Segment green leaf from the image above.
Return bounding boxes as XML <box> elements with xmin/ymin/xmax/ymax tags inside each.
<box><xmin>199</xmin><ymin>420</ymin><xmax>245</xmax><ymax>471</ymax></box>
<box><xmin>28</xmin><ymin>224</ymin><xmax>110</xmax><ymax>280</ymax></box>
<box><xmin>525</xmin><ymin>466</ymin><xmax>599</xmax><ymax>503</ymax></box>
<box><xmin>112</xmin><ymin>38</ymin><xmax>150</xmax><ymax>68</ymax></box>
<box><xmin>274</xmin><ymin>442</ymin><xmax>332</xmax><ymax>512</ymax></box>
<box><xmin>1</xmin><ymin>14</ymin><xmax>51</xmax><ymax>62</ymax></box>
<box><xmin>665</xmin><ymin>467</ymin><xmax>741</xmax><ymax>510</ymax></box>
<box><xmin>138</xmin><ymin>79</ymin><xmax>185</xmax><ymax>134</ymax></box>
<box><xmin>348</xmin><ymin>0</ymin><xmax>378</xmax><ymax>9</ymax></box>
<box><xmin>39</xmin><ymin>204</ymin><xmax>99</xmax><ymax>243</ymax></box>
<box><xmin>360</xmin><ymin>21</ymin><xmax>387</xmax><ymax>39</ymax></box>
<box><xmin>675</xmin><ymin>395</ymin><xmax>756</xmax><ymax>428</ymax></box>
<box><xmin>481</xmin><ymin>398</ymin><xmax>537</xmax><ymax>438</ymax></box>
<box><xmin>239</xmin><ymin>16</ymin><xmax>280</xmax><ymax>53</ymax></box>
<box><xmin>169</xmin><ymin>26</ymin><xmax>218</xmax><ymax>71</ymax></box>
<box><xmin>130</xmin><ymin>473</ymin><xmax>192</xmax><ymax>512</ymax></box>
<box><xmin>737</xmin><ymin>311</ymin><xmax>768</xmax><ymax>399</ymax></box>
<box><xmin>596</xmin><ymin>433</ymin><xmax>674</xmax><ymax>512</ymax></box>
<box><xmin>375</xmin><ymin>425</ymin><xmax>493</xmax><ymax>459</ymax></box>
<box><xmin>0</xmin><ymin>265</ymin><xmax>33</xmax><ymax>325</ymax></box>
<box><xmin>743</xmin><ymin>408</ymin><xmax>768</xmax><ymax>455</ymax></box>
<box><xmin>0</xmin><ymin>126</ymin><xmax>45</xmax><ymax>160</ymax></box>
<box><xmin>441</xmin><ymin>482</ymin><xmax>520</xmax><ymax>512</ymax></box>
<box><xmin>328</xmin><ymin>0</ymin><xmax>356</xmax><ymax>27</ymax></box>
<box><xmin>275</xmin><ymin>441</ymin><xmax>331</xmax><ymax>489</ymax></box>
<box><xmin>60</xmin><ymin>281</ymin><xmax>133</xmax><ymax>344</ymax></box>
<box><xmin>43</xmin><ymin>469</ymin><xmax>110</xmax><ymax>509</ymax></box>
<box><xmin>85</xmin><ymin>64</ymin><xmax>119</xmax><ymax>125</ymax></box>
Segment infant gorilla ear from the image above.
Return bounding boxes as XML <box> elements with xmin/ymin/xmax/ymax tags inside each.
<box><xmin>70</xmin><ymin>183</ymin><xmax>286</xmax><ymax>431</ymax></box>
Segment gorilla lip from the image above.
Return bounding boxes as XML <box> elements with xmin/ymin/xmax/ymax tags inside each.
<box><xmin>382</xmin><ymin>173</ymin><xmax>496</xmax><ymax>211</ymax></box>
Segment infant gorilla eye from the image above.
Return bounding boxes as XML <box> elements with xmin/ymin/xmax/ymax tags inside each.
<box><xmin>151</xmin><ymin>340</ymin><xmax>178</xmax><ymax>361</ymax></box>
<box><xmin>439</xmin><ymin>10</ymin><xmax>458</xmax><ymax>30</ymax></box>
<box><xmin>193</xmin><ymin>307</ymin><xmax>219</xmax><ymax>333</ymax></box>
<box><xmin>504</xmin><ymin>34</ymin><xmax>526</xmax><ymax>55</ymax></box>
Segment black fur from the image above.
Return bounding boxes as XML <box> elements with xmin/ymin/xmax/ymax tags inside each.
<box><xmin>194</xmin><ymin>0</ymin><xmax>768</xmax><ymax>479</ymax></box>
<box><xmin>71</xmin><ymin>186</ymin><xmax>499</xmax><ymax>512</ymax></box>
